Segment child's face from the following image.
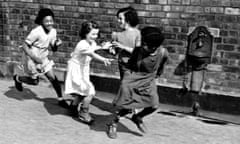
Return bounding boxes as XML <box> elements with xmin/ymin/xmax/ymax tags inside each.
<box><xmin>42</xmin><ymin>16</ymin><xmax>54</xmax><ymax>32</ymax></box>
<box><xmin>86</xmin><ymin>28</ymin><xmax>99</xmax><ymax>42</ymax></box>
<box><xmin>117</xmin><ymin>12</ymin><xmax>127</xmax><ymax>29</ymax></box>
<box><xmin>142</xmin><ymin>41</ymin><xmax>157</xmax><ymax>54</ymax></box>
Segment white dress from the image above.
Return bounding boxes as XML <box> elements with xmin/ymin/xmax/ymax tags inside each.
<box><xmin>65</xmin><ymin>40</ymin><xmax>97</xmax><ymax>96</ymax></box>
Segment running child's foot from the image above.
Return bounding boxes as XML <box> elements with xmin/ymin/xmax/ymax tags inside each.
<box><xmin>106</xmin><ymin>122</ymin><xmax>118</xmax><ymax>139</ymax></box>
<box><xmin>58</xmin><ymin>100</ymin><xmax>69</xmax><ymax>109</ymax></box>
<box><xmin>13</xmin><ymin>75</ymin><xmax>23</xmax><ymax>91</ymax></box>
<box><xmin>131</xmin><ymin>114</ymin><xmax>147</xmax><ymax>133</ymax></box>
<box><xmin>78</xmin><ymin>108</ymin><xmax>94</xmax><ymax>125</ymax></box>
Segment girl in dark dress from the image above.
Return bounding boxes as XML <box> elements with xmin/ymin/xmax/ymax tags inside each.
<box><xmin>107</xmin><ymin>26</ymin><xmax>169</xmax><ymax>139</ymax></box>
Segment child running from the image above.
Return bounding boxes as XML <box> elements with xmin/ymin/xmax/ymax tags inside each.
<box><xmin>111</xmin><ymin>6</ymin><xmax>141</xmax><ymax>79</ymax></box>
<box><xmin>107</xmin><ymin>26</ymin><xmax>169</xmax><ymax>139</ymax></box>
<box><xmin>65</xmin><ymin>21</ymin><xmax>113</xmax><ymax>124</ymax></box>
<box><xmin>13</xmin><ymin>8</ymin><xmax>69</xmax><ymax>108</ymax></box>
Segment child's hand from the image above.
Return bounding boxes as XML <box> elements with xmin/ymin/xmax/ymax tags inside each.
<box><xmin>55</xmin><ymin>38</ymin><xmax>62</xmax><ymax>47</ymax></box>
<box><xmin>109</xmin><ymin>47</ymin><xmax>116</xmax><ymax>55</ymax></box>
<box><xmin>36</xmin><ymin>64</ymin><xmax>44</xmax><ymax>73</ymax></box>
<box><xmin>103</xmin><ymin>58</ymin><xmax>114</xmax><ymax>66</ymax></box>
<box><xmin>101</xmin><ymin>41</ymin><xmax>112</xmax><ymax>50</ymax></box>
<box><xmin>112</xmin><ymin>41</ymin><xmax>124</xmax><ymax>49</ymax></box>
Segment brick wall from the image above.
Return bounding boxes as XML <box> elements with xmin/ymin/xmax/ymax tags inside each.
<box><xmin>1</xmin><ymin>0</ymin><xmax>240</xmax><ymax>96</ymax></box>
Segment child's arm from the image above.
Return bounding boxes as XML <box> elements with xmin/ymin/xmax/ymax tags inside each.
<box><xmin>111</xmin><ymin>41</ymin><xmax>134</xmax><ymax>53</ymax></box>
<box><xmin>82</xmin><ymin>49</ymin><xmax>112</xmax><ymax>66</ymax></box>
<box><xmin>94</xmin><ymin>41</ymin><xmax>112</xmax><ymax>51</ymax></box>
<box><xmin>156</xmin><ymin>48</ymin><xmax>169</xmax><ymax>77</ymax></box>
<box><xmin>21</xmin><ymin>43</ymin><xmax>43</xmax><ymax>64</ymax></box>
<box><xmin>91</xmin><ymin>52</ymin><xmax>113</xmax><ymax>66</ymax></box>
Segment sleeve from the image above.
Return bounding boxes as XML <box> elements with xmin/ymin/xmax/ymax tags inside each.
<box><xmin>25</xmin><ymin>28</ymin><xmax>39</xmax><ymax>46</ymax></box>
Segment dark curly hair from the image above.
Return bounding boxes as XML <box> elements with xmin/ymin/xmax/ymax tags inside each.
<box><xmin>35</xmin><ymin>8</ymin><xmax>54</xmax><ymax>25</ymax></box>
<box><xmin>141</xmin><ymin>26</ymin><xmax>165</xmax><ymax>48</ymax></box>
<box><xmin>117</xmin><ymin>6</ymin><xmax>139</xmax><ymax>27</ymax></box>
<box><xmin>79</xmin><ymin>21</ymin><xmax>99</xmax><ymax>39</ymax></box>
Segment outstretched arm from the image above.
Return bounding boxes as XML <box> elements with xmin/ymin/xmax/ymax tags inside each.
<box><xmin>81</xmin><ymin>49</ymin><xmax>113</xmax><ymax>66</ymax></box>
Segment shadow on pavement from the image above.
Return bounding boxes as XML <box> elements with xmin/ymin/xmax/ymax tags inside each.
<box><xmin>158</xmin><ymin>110</ymin><xmax>229</xmax><ymax>126</ymax></box>
<box><xmin>71</xmin><ymin>98</ymin><xmax>143</xmax><ymax>137</ymax></box>
<box><xmin>4</xmin><ymin>86</ymin><xmax>69</xmax><ymax>116</ymax></box>
<box><xmin>91</xmin><ymin>98</ymin><xmax>116</xmax><ymax>113</ymax></box>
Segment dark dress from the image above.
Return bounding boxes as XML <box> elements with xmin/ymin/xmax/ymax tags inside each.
<box><xmin>113</xmin><ymin>46</ymin><xmax>168</xmax><ymax>109</ymax></box>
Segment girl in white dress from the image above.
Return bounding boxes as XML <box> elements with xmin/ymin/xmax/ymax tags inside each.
<box><xmin>65</xmin><ymin>21</ymin><xmax>112</xmax><ymax>124</ymax></box>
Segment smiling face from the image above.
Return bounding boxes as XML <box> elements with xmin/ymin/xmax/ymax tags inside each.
<box><xmin>117</xmin><ymin>12</ymin><xmax>127</xmax><ymax>29</ymax></box>
<box><xmin>86</xmin><ymin>28</ymin><xmax>99</xmax><ymax>43</ymax></box>
<box><xmin>42</xmin><ymin>16</ymin><xmax>54</xmax><ymax>32</ymax></box>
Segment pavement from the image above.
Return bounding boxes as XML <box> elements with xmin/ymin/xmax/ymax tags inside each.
<box><xmin>0</xmin><ymin>78</ymin><xmax>240</xmax><ymax>144</ymax></box>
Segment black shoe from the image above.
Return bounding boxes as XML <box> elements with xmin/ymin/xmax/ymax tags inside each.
<box><xmin>131</xmin><ymin>115</ymin><xmax>147</xmax><ymax>133</ymax></box>
<box><xmin>106</xmin><ymin>123</ymin><xmax>118</xmax><ymax>139</ymax></box>
<box><xmin>58</xmin><ymin>100</ymin><xmax>69</xmax><ymax>109</ymax></box>
<box><xmin>13</xmin><ymin>75</ymin><xmax>23</xmax><ymax>91</ymax></box>
<box><xmin>78</xmin><ymin>108</ymin><xmax>94</xmax><ymax>125</ymax></box>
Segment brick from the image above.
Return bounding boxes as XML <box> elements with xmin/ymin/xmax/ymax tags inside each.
<box><xmin>131</xmin><ymin>4</ymin><xmax>147</xmax><ymax>10</ymax></box>
<box><xmin>100</xmin><ymin>2</ymin><xmax>115</xmax><ymax>8</ymax></box>
<box><xmin>164</xmin><ymin>33</ymin><xmax>177</xmax><ymax>39</ymax></box>
<box><xmin>149</xmin><ymin>0</ymin><xmax>161</xmax><ymax>4</ymax></box>
<box><xmin>211</xmin><ymin>7</ymin><xmax>224</xmax><ymax>13</ymax></box>
<box><xmin>52</xmin><ymin>5</ymin><xmax>65</xmax><ymax>11</ymax></box>
<box><xmin>225</xmin><ymin>7</ymin><xmax>240</xmax><ymax>15</ymax></box>
<box><xmin>224</xmin><ymin>52</ymin><xmax>240</xmax><ymax>59</ymax></box>
<box><xmin>163</xmin><ymin>5</ymin><xmax>171</xmax><ymax>11</ymax></box>
<box><xmin>158</xmin><ymin>0</ymin><xmax>167</xmax><ymax>4</ymax></box>
<box><xmin>168</xmin><ymin>0</ymin><xmax>181</xmax><ymax>5</ymax></box>
<box><xmin>204</xmin><ymin>7</ymin><xmax>211</xmax><ymax>13</ymax></box>
<box><xmin>230</xmin><ymin>1</ymin><xmax>240</xmax><ymax>7</ymax></box>
<box><xmin>185</xmin><ymin>6</ymin><xmax>204</xmax><ymax>13</ymax></box>
<box><xmin>220</xmin><ymin>30</ymin><xmax>228</xmax><ymax>36</ymax></box>
<box><xmin>223</xmin><ymin>66</ymin><xmax>240</xmax><ymax>73</ymax></box>
<box><xmin>190</xmin><ymin>0</ymin><xmax>200</xmax><ymax>5</ymax></box>
<box><xmin>182</xmin><ymin>0</ymin><xmax>190</xmax><ymax>5</ymax></box>
<box><xmin>229</xmin><ymin>31</ymin><xmax>239</xmax><ymax>37</ymax></box>
<box><xmin>197</xmin><ymin>14</ymin><xmax>215</xmax><ymax>21</ymax></box>
<box><xmin>223</xmin><ymin>38</ymin><xmax>238</xmax><ymax>44</ymax></box>
<box><xmin>137</xmin><ymin>11</ymin><xmax>151</xmax><ymax>17</ymax></box>
<box><xmin>21</xmin><ymin>0</ymin><xmax>33</xmax><ymax>2</ymax></box>
<box><xmin>171</xmin><ymin>6</ymin><xmax>184</xmax><ymax>11</ymax></box>
<box><xmin>146</xmin><ymin>5</ymin><xmax>162</xmax><ymax>11</ymax></box>
<box><xmin>214</xmin><ymin>37</ymin><xmax>222</xmax><ymax>43</ymax></box>
<box><xmin>216</xmin><ymin>44</ymin><xmax>235</xmax><ymax>51</ymax></box>
<box><xmin>166</xmin><ymin>12</ymin><xmax>180</xmax><ymax>18</ymax></box>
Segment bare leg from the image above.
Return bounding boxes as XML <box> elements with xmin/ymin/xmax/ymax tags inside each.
<box><xmin>45</xmin><ymin>70</ymin><xmax>69</xmax><ymax>108</ymax></box>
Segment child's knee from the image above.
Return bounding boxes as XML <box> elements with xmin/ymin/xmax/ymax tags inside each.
<box><xmin>84</xmin><ymin>94</ymin><xmax>94</xmax><ymax>101</ymax></box>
